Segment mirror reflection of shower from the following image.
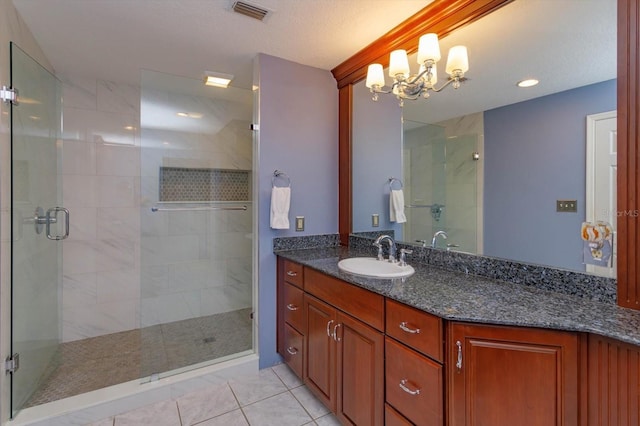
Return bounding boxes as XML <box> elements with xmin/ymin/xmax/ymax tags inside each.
<box><xmin>402</xmin><ymin>113</ymin><xmax>483</xmax><ymax>254</ymax></box>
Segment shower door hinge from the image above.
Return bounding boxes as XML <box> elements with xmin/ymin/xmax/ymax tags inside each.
<box><xmin>1</xmin><ymin>86</ymin><xmax>18</xmax><ymax>105</ymax></box>
<box><xmin>5</xmin><ymin>353</ymin><xmax>19</xmax><ymax>374</ymax></box>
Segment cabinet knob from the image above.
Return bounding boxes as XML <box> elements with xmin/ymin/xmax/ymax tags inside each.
<box><xmin>399</xmin><ymin>321</ymin><xmax>421</xmax><ymax>334</ymax></box>
<box><xmin>286</xmin><ymin>271</ymin><xmax>297</xmax><ymax>277</ymax></box>
<box><xmin>286</xmin><ymin>304</ymin><xmax>299</xmax><ymax>311</ymax></box>
<box><xmin>399</xmin><ymin>379</ymin><xmax>421</xmax><ymax>395</ymax></box>
<box><xmin>456</xmin><ymin>340</ymin><xmax>463</xmax><ymax>371</ymax></box>
<box><xmin>286</xmin><ymin>347</ymin><xmax>298</xmax><ymax>355</ymax></box>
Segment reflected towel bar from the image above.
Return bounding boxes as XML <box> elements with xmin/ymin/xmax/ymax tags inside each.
<box><xmin>151</xmin><ymin>205</ymin><xmax>247</xmax><ymax>212</ymax></box>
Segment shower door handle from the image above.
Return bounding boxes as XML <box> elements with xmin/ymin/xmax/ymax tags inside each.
<box><xmin>46</xmin><ymin>207</ymin><xmax>70</xmax><ymax>240</ymax></box>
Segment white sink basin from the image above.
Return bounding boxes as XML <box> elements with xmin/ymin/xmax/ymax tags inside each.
<box><xmin>337</xmin><ymin>257</ymin><xmax>415</xmax><ymax>278</ymax></box>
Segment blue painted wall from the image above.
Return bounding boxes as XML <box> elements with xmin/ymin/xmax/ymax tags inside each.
<box><xmin>484</xmin><ymin>79</ymin><xmax>616</xmax><ymax>270</ymax></box>
<box><xmin>352</xmin><ymin>80</ymin><xmax>403</xmax><ymax>236</ymax></box>
<box><xmin>255</xmin><ymin>54</ymin><xmax>338</xmax><ymax>368</ymax></box>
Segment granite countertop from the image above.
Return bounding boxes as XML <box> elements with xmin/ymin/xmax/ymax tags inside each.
<box><xmin>275</xmin><ymin>246</ymin><xmax>640</xmax><ymax>346</ymax></box>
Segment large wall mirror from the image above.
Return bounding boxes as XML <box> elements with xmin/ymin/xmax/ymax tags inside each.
<box><xmin>351</xmin><ymin>0</ymin><xmax>617</xmax><ymax>277</ymax></box>
<box><xmin>333</xmin><ymin>0</ymin><xmax>640</xmax><ymax>310</ymax></box>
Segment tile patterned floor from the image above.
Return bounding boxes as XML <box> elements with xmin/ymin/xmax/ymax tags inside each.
<box><xmin>85</xmin><ymin>364</ymin><xmax>340</xmax><ymax>426</ymax></box>
<box><xmin>25</xmin><ymin>309</ymin><xmax>253</xmax><ymax>408</ymax></box>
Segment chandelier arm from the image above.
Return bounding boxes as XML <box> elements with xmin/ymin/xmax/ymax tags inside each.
<box><xmin>431</xmin><ymin>76</ymin><xmax>468</xmax><ymax>92</ymax></box>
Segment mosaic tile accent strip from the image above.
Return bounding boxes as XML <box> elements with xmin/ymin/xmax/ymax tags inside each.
<box><xmin>159</xmin><ymin>167</ymin><xmax>250</xmax><ymax>202</ymax></box>
<box><xmin>273</xmin><ymin>234</ymin><xmax>341</xmax><ymax>251</ymax></box>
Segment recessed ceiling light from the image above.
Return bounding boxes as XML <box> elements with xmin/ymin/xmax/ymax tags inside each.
<box><xmin>176</xmin><ymin>112</ymin><xmax>203</xmax><ymax>119</ymax></box>
<box><xmin>124</xmin><ymin>125</ymin><xmax>135</xmax><ymax>130</ymax></box>
<box><xmin>204</xmin><ymin>71</ymin><xmax>234</xmax><ymax>88</ymax></box>
<box><xmin>517</xmin><ymin>79</ymin><xmax>539</xmax><ymax>88</ymax></box>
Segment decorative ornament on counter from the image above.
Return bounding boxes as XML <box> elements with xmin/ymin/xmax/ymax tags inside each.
<box><xmin>581</xmin><ymin>221</ymin><xmax>614</xmax><ymax>267</ymax></box>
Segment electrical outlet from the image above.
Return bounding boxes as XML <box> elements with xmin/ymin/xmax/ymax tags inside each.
<box><xmin>295</xmin><ymin>216</ymin><xmax>304</xmax><ymax>231</ymax></box>
<box><xmin>556</xmin><ymin>200</ymin><xmax>577</xmax><ymax>212</ymax></box>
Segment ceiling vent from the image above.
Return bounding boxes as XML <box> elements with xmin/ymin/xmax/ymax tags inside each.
<box><xmin>232</xmin><ymin>1</ymin><xmax>270</xmax><ymax>21</ymax></box>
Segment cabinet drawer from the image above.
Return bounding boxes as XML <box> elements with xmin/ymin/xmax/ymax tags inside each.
<box><xmin>386</xmin><ymin>299</ymin><xmax>443</xmax><ymax>362</ymax></box>
<box><xmin>304</xmin><ymin>267</ymin><xmax>384</xmax><ymax>331</ymax></box>
<box><xmin>283</xmin><ymin>282</ymin><xmax>304</xmax><ymax>332</ymax></box>
<box><xmin>283</xmin><ymin>260</ymin><xmax>303</xmax><ymax>288</ymax></box>
<box><xmin>385</xmin><ymin>404</ymin><xmax>413</xmax><ymax>426</ymax></box>
<box><xmin>386</xmin><ymin>337</ymin><xmax>443</xmax><ymax>426</ymax></box>
<box><xmin>283</xmin><ymin>323</ymin><xmax>304</xmax><ymax>378</ymax></box>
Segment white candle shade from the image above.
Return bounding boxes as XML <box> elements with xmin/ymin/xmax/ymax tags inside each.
<box><xmin>389</xmin><ymin>49</ymin><xmax>410</xmax><ymax>78</ymax></box>
<box><xmin>417</xmin><ymin>33</ymin><xmax>441</xmax><ymax>64</ymax></box>
<box><xmin>365</xmin><ymin>64</ymin><xmax>385</xmax><ymax>88</ymax></box>
<box><xmin>445</xmin><ymin>45</ymin><xmax>469</xmax><ymax>75</ymax></box>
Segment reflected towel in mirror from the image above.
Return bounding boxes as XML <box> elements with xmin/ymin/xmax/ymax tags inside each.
<box><xmin>390</xmin><ymin>189</ymin><xmax>407</xmax><ymax>223</ymax></box>
<box><xmin>270</xmin><ymin>186</ymin><xmax>291</xmax><ymax>229</ymax></box>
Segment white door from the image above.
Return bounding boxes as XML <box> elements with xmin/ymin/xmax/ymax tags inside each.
<box><xmin>586</xmin><ymin>110</ymin><xmax>617</xmax><ymax>277</ymax></box>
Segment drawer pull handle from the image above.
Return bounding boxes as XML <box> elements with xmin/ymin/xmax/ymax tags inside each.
<box><xmin>456</xmin><ymin>340</ymin><xmax>463</xmax><ymax>371</ymax></box>
<box><xmin>399</xmin><ymin>379</ymin><xmax>421</xmax><ymax>395</ymax></box>
<box><xmin>286</xmin><ymin>304</ymin><xmax>299</xmax><ymax>311</ymax></box>
<box><xmin>399</xmin><ymin>322</ymin><xmax>420</xmax><ymax>334</ymax></box>
<box><xmin>326</xmin><ymin>320</ymin><xmax>334</xmax><ymax>338</ymax></box>
<box><xmin>286</xmin><ymin>347</ymin><xmax>298</xmax><ymax>355</ymax></box>
<box><xmin>286</xmin><ymin>271</ymin><xmax>298</xmax><ymax>277</ymax></box>
<box><xmin>333</xmin><ymin>323</ymin><xmax>342</xmax><ymax>342</ymax></box>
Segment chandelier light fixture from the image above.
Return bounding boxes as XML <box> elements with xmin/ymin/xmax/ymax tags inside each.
<box><xmin>365</xmin><ymin>33</ymin><xmax>469</xmax><ymax>106</ymax></box>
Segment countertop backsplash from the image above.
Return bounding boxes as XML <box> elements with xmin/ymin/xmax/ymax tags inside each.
<box><xmin>274</xmin><ymin>233</ymin><xmax>617</xmax><ymax>305</ymax></box>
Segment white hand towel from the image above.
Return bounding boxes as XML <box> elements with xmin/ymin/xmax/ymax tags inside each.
<box><xmin>390</xmin><ymin>189</ymin><xmax>407</xmax><ymax>223</ymax></box>
<box><xmin>270</xmin><ymin>186</ymin><xmax>291</xmax><ymax>229</ymax></box>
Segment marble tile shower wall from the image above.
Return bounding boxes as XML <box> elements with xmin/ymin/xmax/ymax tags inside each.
<box><xmin>61</xmin><ymin>76</ymin><xmax>254</xmax><ymax>341</ymax></box>
<box><xmin>139</xmin><ymin>95</ymin><xmax>253</xmax><ymax>327</ymax></box>
<box><xmin>61</xmin><ymin>76</ymin><xmax>141</xmax><ymax>342</ymax></box>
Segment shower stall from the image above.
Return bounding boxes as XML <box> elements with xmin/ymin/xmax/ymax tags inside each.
<box><xmin>9</xmin><ymin>45</ymin><xmax>255</xmax><ymax>416</ymax></box>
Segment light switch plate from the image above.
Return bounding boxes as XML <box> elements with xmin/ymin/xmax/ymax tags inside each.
<box><xmin>557</xmin><ymin>200</ymin><xmax>577</xmax><ymax>212</ymax></box>
<box><xmin>295</xmin><ymin>216</ymin><xmax>304</xmax><ymax>231</ymax></box>
<box><xmin>372</xmin><ymin>214</ymin><xmax>379</xmax><ymax>227</ymax></box>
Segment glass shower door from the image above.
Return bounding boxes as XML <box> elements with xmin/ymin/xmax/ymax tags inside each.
<box><xmin>9</xmin><ymin>43</ymin><xmax>64</xmax><ymax>416</ymax></box>
<box><xmin>139</xmin><ymin>70</ymin><xmax>254</xmax><ymax>381</ymax></box>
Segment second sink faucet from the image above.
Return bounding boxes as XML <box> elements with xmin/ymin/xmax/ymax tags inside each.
<box><xmin>431</xmin><ymin>230</ymin><xmax>448</xmax><ymax>248</ymax></box>
<box><xmin>373</xmin><ymin>234</ymin><xmax>397</xmax><ymax>262</ymax></box>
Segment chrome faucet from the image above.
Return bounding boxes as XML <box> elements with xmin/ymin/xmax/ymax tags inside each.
<box><xmin>431</xmin><ymin>230</ymin><xmax>448</xmax><ymax>248</ymax></box>
<box><xmin>373</xmin><ymin>234</ymin><xmax>397</xmax><ymax>262</ymax></box>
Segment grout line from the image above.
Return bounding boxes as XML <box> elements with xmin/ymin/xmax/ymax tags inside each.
<box><xmin>175</xmin><ymin>400</ymin><xmax>183</xmax><ymax>426</ymax></box>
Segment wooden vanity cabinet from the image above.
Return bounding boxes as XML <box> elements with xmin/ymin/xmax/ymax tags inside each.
<box><xmin>587</xmin><ymin>334</ymin><xmax>640</xmax><ymax>425</ymax></box>
<box><xmin>277</xmin><ymin>258</ymin><xmax>305</xmax><ymax>377</ymax></box>
<box><xmin>278</xmin><ymin>260</ymin><xmax>384</xmax><ymax>425</ymax></box>
<box><xmin>385</xmin><ymin>300</ymin><xmax>444</xmax><ymax>425</ymax></box>
<box><xmin>447</xmin><ymin>322</ymin><xmax>580</xmax><ymax>426</ymax></box>
<box><xmin>304</xmin><ymin>269</ymin><xmax>385</xmax><ymax>426</ymax></box>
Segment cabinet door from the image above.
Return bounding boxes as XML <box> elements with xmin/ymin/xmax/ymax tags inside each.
<box><xmin>336</xmin><ymin>312</ymin><xmax>384</xmax><ymax>426</ymax></box>
<box><xmin>304</xmin><ymin>295</ymin><xmax>337</xmax><ymax>411</ymax></box>
<box><xmin>448</xmin><ymin>323</ymin><xmax>579</xmax><ymax>426</ymax></box>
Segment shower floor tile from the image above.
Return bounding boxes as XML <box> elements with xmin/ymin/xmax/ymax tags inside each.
<box><xmin>24</xmin><ymin>308</ymin><xmax>252</xmax><ymax>408</ymax></box>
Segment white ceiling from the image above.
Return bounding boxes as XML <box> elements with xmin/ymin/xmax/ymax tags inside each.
<box><xmin>12</xmin><ymin>0</ymin><xmax>617</xmax><ymax>128</ymax></box>
<box><xmin>11</xmin><ymin>0</ymin><xmax>432</xmax><ymax>89</ymax></box>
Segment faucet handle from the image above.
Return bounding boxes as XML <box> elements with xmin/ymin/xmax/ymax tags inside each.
<box><xmin>398</xmin><ymin>248</ymin><xmax>413</xmax><ymax>266</ymax></box>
